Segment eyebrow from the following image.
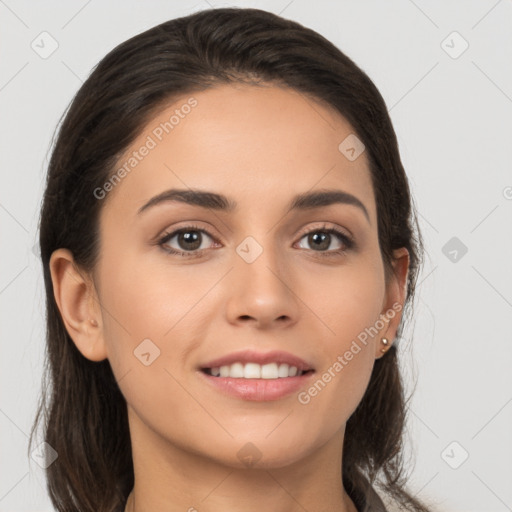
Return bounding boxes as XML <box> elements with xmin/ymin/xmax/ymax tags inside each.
<box><xmin>137</xmin><ymin>187</ymin><xmax>370</xmax><ymax>224</ymax></box>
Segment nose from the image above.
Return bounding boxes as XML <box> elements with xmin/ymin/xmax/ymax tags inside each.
<box><xmin>224</xmin><ymin>240</ymin><xmax>299</xmax><ymax>330</ymax></box>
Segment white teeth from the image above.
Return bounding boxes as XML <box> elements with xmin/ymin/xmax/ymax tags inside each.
<box><xmin>277</xmin><ymin>363</ymin><xmax>289</xmax><ymax>377</ymax></box>
<box><xmin>229</xmin><ymin>362</ymin><xmax>244</xmax><ymax>378</ymax></box>
<box><xmin>244</xmin><ymin>363</ymin><xmax>261</xmax><ymax>379</ymax></box>
<box><xmin>261</xmin><ymin>362</ymin><xmax>278</xmax><ymax>379</ymax></box>
<box><xmin>209</xmin><ymin>362</ymin><xmax>305</xmax><ymax>379</ymax></box>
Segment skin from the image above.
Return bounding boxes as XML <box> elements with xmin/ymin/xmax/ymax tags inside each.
<box><xmin>50</xmin><ymin>83</ymin><xmax>409</xmax><ymax>512</ymax></box>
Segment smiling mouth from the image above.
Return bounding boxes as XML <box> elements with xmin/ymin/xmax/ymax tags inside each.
<box><xmin>201</xmin><ymin>362</ymin><xmax>315</xmax><ymax>379</ymax></box>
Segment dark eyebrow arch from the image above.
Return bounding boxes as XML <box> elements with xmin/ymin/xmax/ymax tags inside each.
<box><xmin>137</xmin><ymin>188</ymin><xmax>370</xmax><ymax>224</ymax></box>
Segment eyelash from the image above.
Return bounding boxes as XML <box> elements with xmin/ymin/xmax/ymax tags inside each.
<box><xmin>156</xmin><ymin>222</ymin><xmax>355</xmax><ymax>259</ymax></box>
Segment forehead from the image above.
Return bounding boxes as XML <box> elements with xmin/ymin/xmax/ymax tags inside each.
<box><xmin>101</xmin><ymin>83</ymin><xmax>376</xmax><ymax>224</ymax></box>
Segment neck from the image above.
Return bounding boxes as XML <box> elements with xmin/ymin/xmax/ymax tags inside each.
<box><xmin>123</xmin><ymin>409</ymin><xmax>358</xmax><ymax>512</ymax></box>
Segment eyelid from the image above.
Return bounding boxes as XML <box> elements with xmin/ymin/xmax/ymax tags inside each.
<box><xmin>156</xmin><ymin>220</ymin><xmax>352</xmax><ymax>241</ymax></box>
<box><xmin>155</xmin><ymin>222</ymin><xmax>218</xmax><ymax>248</ymax></box>
<box><xmin>156</xmin><ymin>221</ymin><xmax>355</xmax><ymax>256</ymax></box>
<box><xmin>298</xmin><ymin>221</ymin><xmax>353</xmax><ymax>241</ymax></box>
<box><xmin>154</xmin><ymin>221</ymin><xmax>218</xmax><ymax>243</ymax></box>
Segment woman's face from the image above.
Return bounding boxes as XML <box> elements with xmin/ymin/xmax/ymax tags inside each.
<box><xmin>55</xmin><ymin>82</ymin><xmax>408</xmax><ymax>470</ymax></box>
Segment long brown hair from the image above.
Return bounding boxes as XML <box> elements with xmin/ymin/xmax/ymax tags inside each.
<box><xmin>30</xmin><ymin>7</ymin><xmax>429</xmax><ymax>512</ymax></box>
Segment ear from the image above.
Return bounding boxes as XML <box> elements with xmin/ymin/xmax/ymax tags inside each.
<box><xmin>375</xmin><ymin>247</ymin><xmax>410</xmax><ymax>359</ymax></box>
<box><xmin>49</xmin><ymin>248</ymin><xmax>108</xmax><ymax>362</ymax></box>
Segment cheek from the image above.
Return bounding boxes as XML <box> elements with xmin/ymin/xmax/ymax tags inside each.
<box><xmin>97</xmin><ymin>248</ymin><xmax>225</xmax><ymax>405</ymax></box>
<box><xmin>96</xmin><ymin>253</ymin><xmax>206</xmax><ymax>439</ymax></box>
<box><xmin>294</xmin><ymin>260</ymin><xmax>383</xmax><ymax>427</ymax></box>
<box><xmin>296</xmin><ymin>342</ymin><xmax>375</xmax><ymax>447</ymax></box>
<box><xmin>98</xmin><ymin>248</ymin><xmax>203</xmax><ymax>344</ymax></box>
<box><xmin>303</xmin><ymin>257</ymin><xmax>385</xmax><ymax>346</ymax></box>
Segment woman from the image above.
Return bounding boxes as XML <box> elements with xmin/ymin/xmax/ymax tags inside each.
<box><xmin>30</xmin><ymin>7</ymin><xmax>430</xmax><ymax>512</ymax></box>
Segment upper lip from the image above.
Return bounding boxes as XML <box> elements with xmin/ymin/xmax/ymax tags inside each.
<box><xmin>199</xmin><ymin>350</ymin><xmax>314</xmax><ymax>372</ymax></box>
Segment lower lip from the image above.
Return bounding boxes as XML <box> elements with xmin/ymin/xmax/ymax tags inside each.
<box><xmin>198</xmin><ymin>370</ymin><xmax>315</xmax><ymax>401</ymax></box>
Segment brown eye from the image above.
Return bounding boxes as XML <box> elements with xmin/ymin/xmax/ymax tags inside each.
<box><xmin>296</xmin><ymin>226</ymin><xmax>354</xmax><ymax>255</ymax></box>
<box><xmin>158</xmin><ymin>225</ymin><xmax>217</xmax><ymax>257</ymax></box>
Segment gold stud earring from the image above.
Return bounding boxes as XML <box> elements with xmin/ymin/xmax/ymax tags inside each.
<box><xmin>380</xmin><ymin>337</ymin><xmax>390</xmax><ymax>353</ymax></box>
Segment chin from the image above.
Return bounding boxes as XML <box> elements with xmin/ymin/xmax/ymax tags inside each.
<box><xmin>205</xmin><ymin>434</ymin><xmax>315</xmax><ymax>470</ymax></box>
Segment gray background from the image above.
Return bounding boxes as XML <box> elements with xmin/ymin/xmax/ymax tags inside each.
<box><xmin>1</xmin><ymin>0</ymin><xmax>511</xmax><ymax>511</ymax></box>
